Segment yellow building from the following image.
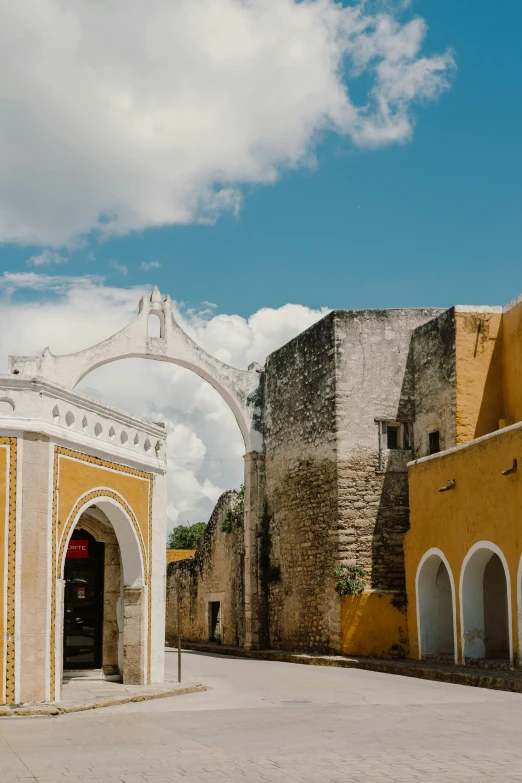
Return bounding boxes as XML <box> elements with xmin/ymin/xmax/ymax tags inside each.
<box><xmin>406</xmin><ymin>293</ymin><xmax>522</xmax><ymax>668</ymax></box>
<box><xmin>0</xmin><ymin>377</ymin><xmax>168</xmax><ymax>704</ymax></box>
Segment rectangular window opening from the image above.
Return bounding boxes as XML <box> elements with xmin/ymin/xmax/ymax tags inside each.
<box><xmin>429</xmin><ymin>430</ymin><xmax>440</xmax><ymax>455</ymax></box>
<box><xmin>386</xmin><ymin>425</ymin><xmax>399</xmax><ymax>450</ymax></box>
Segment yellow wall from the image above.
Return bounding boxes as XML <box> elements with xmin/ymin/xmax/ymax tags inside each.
<box><xmin>341</xmin><ymin>592</ymin><xmax>408</xmax><ymax>658</ymax></box>
<box><xmin>166</xmin><ymin>549</ymin><xmax>195</xmax><ymax>564</ymax></box>
<box><xmin>454</xmin><ymin>311</ymin><xmax>503</xmax><ymax>444</ymax></box>
<box><xmin>406</xmin><ymin>424</ymin><xmax>522</xmax><ymax>662</ymax></box>
<box><xmin>56</xmin><ymin>448</ymin><xmax>153</xmax><ymax>566</ymax></box>
<box><xmin>501</xmin><ymin>299</ymin><xmax>522</xmax><ymax>425</ymax></box>
<box><xmin>51</xmin><ymin>447</ymin><xmax>155</xmax><ymax>692</ymax></box>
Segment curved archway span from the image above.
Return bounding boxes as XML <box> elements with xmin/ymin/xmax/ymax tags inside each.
<box><xmin>460</xmin><ymin>541</ymin><xmax>512</xmax><ymax>664</ymax></box>
<box><xmin>59</xmin><ymin>490</ymin><xmax>146</xmax><ymax>587</ymax></box>
<box><xmin>8</xmin><ymin>287</ymin><xmax>264</xmax><ymax>453</ymax></box>
<box><xmin>416</xmin><ymin>547</ymin><xmax>457</xmax><ymax>663</ymax></box>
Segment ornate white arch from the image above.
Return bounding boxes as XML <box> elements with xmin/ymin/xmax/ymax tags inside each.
<box><xmin>415</xmin><ymin>547</ymin><xmax>458</xmax><ymax>663</ymax></box>
<box><xmin>59</xmin><ymin>490</ymin><xmax>146</xmax><ymax>587</ymax></box>
<box><xmin>459</xmin><ymin>540</ymin><xmax>513</xmax><ymax>663</ymax></box>
<box><xmin>8</xmin><ymin>287</ymin><xmax>264</xmax><ymax>453</ymax></box>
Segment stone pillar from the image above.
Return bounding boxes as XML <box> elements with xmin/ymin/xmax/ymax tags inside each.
<box><xmin>122</xmin><ymin>585</ymin><xmax>146</xmax><ymax>684</ymax></box>
<box><xmin>19</xmin><ymin>432</ymin><xmax>52</xmax><ymax>703</ymax></box>
<box><xmin>243</xmin><ymin>452</ymin><xmax>265</xmax><ymax>651</ymax></box>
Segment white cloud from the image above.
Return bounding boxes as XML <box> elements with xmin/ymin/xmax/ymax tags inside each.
<box><xmin>110</xmin><ymin>260</ymin><xmax>128</xmax><ymax>277</ymax></box>
<box><xmin>140</xmin><ymin>261</ymin><xmax>161</xmax><ymax>271</ymax></box>
<box><xmin>0</xmin><ymin>0</ymin><xmax>454</xmax><ymax>247</ymax></box>
<box><xmin>0</xmin><ymin>274</ymin><xmax>328</xmax><ymax>532</ymax></box>
<box><xmin>27</xmin><ymin>249</ymin><xmax>68</xmax><ymax>267</ymax></box>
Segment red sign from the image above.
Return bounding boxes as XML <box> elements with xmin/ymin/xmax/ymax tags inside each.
<box><xmin>67</xmin><ymin>540</ymin><xmax>89</xmax><ymax>559</ymax></box>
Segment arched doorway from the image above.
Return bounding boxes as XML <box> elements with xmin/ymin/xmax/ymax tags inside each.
<box><xmin>460</xmin><ymin>543</ymin><xmax>511</xmax><ymax>664</ymax></box>
<box><xmin>59</xmin><ymin>495</ymin><xmax>146</xmax><ymax>686</ymax></box>
<box><xmin>63</xmin><ymin>509</ymin><xmax>123</xmax><ymax>676</ymax></box>
<box><xmin>416</xmin><ymin>549</ymin><xmax>456</xmax><ymax>661</ymax></box>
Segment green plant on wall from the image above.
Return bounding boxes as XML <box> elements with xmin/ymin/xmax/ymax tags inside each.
<box><xmin>220</xmin><ymin>484</ymin><xmax>245</xmax><ymax>534</ymax></box>
<box><xmin>221</xmin><ymin>512</ymin><xmax>233</xmax><ymax>534</ymax></box>
<box><xmin>334</xmin><ymin>564</ymin><xmax>366</xmax><ymax>596</ymax></box>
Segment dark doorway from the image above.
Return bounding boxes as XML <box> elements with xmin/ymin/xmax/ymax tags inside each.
<box><xmin>63</xmin><ymin>529</ymin><xmax>104</xmax><ymax>669</ymax></box>
<box><xmin>209</xmin><ymin>601</ymin><xmax>222</xmax><ymax>642</ymax></box>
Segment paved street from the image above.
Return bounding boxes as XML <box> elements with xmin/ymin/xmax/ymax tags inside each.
<box><xmin>2</xmin><ymin>650</ymin><xmax>522</xmax><ymax>781</ymax></box>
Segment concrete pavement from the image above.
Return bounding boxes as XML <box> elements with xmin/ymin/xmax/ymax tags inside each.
<box><xmin>1</xmin><ymin>649</ymin><xmax>522</xmax><ymax>781</ymax></box>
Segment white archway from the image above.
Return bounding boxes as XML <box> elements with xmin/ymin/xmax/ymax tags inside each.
<box><xmin>416</xmin><ymin>548</ymin><xmax>457</xmax><ymax>662</ymax></box>
<box><xmin>60</xmin><ymin>491</ymin><xmax>146</xmax><ymax>588</ymax></box>
<box><xmin>58</xmin><ymin>490</ymin><xmax>148</xmax><ymax>686</ymax></box>
<box><xmin>460</xmin><ymin>541</ymin><xmax>512</xmax><ymax>663</ymax></box>
<box><xmin>8</xmin><ymin>287</ymin><xmax>264</xmax><ymax>453</ymax></box>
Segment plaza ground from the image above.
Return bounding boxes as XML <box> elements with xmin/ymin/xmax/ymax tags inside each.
<box><xmin>1</xmin><ymin>650</ymin><xmax>522</xmax><ymax>782</ymax></box>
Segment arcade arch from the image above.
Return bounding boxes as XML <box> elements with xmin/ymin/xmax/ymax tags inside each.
<box><xmin>460</xmin><ymin>542</ymin><xmax>512</xmax><ymax>663</ymax></box>
<box><xmin>416</xmin><ymin>549</ymin><xmax>456</xmax><ymax>662</ymax></box>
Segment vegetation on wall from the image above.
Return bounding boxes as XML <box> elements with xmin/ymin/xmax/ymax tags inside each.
<box><xmin>259</xmin><ymin>505</ymin><xmax>280</xmax><ymax>585</ymax></box>
<box><xmin>220</xmin><ymin>484</ymin><xmax>245</xmax><ymax>534</ymax></box>
<box><xmin>334</xmin><ymin>564</ymin><xmax>366</xmax><ymax>596</ymax></box>
<box><xmin>167</xmin><ymin>521</ymin><xmax>207</xmax><ymax>550</ymax></box>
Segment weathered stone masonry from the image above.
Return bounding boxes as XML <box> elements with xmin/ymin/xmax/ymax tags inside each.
<box><xmin>264</xmin><ymin>309</ymin><xmax>442</xmax><ymax>653</ymax></box>
<box><xmin>166</xmin><ymin>490</ymin><xmax>245</xmax><ymax>647</ymax></box>
<box><xmin>168</xmin><ymin>307</ymin><xmax>445</xmax><ymax>656</ymax></box>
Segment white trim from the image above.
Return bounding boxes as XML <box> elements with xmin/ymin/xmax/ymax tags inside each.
<box><xmin>0</xmin><ymin>376</ymin><xmax>167</xmax><ymax>439</ymax></box>
<box><xmin>415</xmin><ymin>547</ymin><xmax>458</xmax><ymax>663</ymax></box>
<box><xmin>44</xmin><ymin>437</ymin><xmax>54</xmax><ymax>702</ymax></box>
<box><xmin>454</xmin><ymin>305</ymin><xmax>502</xmax><ymax>314</ymax></box>
<box><xmin>59</xmin><ymin>490</ymin><xmax>146</xmax><ymax>585</ymax></box>
<box><xmin>408</xmin><ymin>417</ymin><xmax>522</xmax><ymax>467</ymax></box>
<box><xmin>516</xmin><ymin>554</ymin><xmax>522</xmax><ymax>668</ymax></box>
<box><xmin>503</xmin><ymin>292</ymin><xmax>522</xmax><ymax>314</ymax></box>
<box><xmin>459</xmin><ymin>541</ymin><xmax>513</xmax><ymax>665</ymax></box>
<box><xmin>0</xmin><ymin>420</ymin><xmax>166</xmax><ymax>472</ymax></box>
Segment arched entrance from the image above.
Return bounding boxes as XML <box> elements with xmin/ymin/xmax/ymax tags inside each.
<box><xmin>59</xmin><ymin>495</ymin><xmax>146</xmax><ymax>686</ymax></box>
<box><xmin>63</xmin><ymin>510</ymin><xmax>123</xmax><ymax>675</ymax></box>
<box><xmin>460</xmin><ymin>543</ymin><xmax>512</xmax><ymax>664</ymax></box>
<box><xmin>416</xmin><ymin>549</ymin><xmax>456</xmax><ymax>662</ymax></box>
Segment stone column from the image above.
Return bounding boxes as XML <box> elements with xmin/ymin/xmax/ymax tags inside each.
<box><xmin>122</xmin><ymin>585</ymin><xmax>146</xmax><ymax>684</ymax></box>
<box><xmin>19</xmin><ymin>432</ymin><xmax>52</xmax><ymax>703</ymax></box>
<box><xmin>243</xmin><ymin>452</ymin><xmax>265</xmax><ymax>651</ymax></box>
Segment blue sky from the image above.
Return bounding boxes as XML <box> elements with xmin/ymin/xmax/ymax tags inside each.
<box><xmin>1</xmin><ymin>0</ymin><xmax>521</xmax><ymax>317</ymax></box>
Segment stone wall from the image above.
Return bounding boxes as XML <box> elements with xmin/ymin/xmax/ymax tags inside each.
<box><xmin>263</xmin><ymin>313</ymin><xmax>338</xmax><ymax>652</ymax></box>
<box><xmin>167</xmin><ymin>306</ymin><xmax>449</xmax><ymax>658</ymax></box>
<box><xmin>412</xmin><ymin>308</ymin><xmax>457</xmax><ymax>458</ymax></box>
<box><xmin>166</xmin><ymin>490</ymin><xmax>244</xmax><ymax>647</ymax></box>
<box><xmin>263</xmin><ymin>309</ymin><xmax>441</xmax><ymax>654</ymax></box>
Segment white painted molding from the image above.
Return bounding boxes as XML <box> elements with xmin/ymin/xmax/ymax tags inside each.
<box><xmin>415</xmin><ymin>547</ymin><xmax>458</xmax><ymax>664</ymax></box>
<box><xmin>459</xmin><ymin>540</ymin><xmax>513</xmax><ymax>665</ymax></box>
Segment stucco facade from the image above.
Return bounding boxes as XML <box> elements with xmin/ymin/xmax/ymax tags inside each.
<box><xmin>0</xmin><ymin>376</ymin><xmax>167</xmax><ymax>704</ymax></box>
<box><xmin>407</xmin><ymin>294</ymin><xmax>522</xmax><ymax>669</ymax></box>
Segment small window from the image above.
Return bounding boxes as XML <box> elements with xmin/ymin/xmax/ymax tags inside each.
<box><xmin>386</xmin><ymin>425</ymin><xmax>399</xmax><ymax>450</ymax></box>
<box><xmin>429</xmin><ymin>430</ymin><xmax>440</xmax><ymax>455</ymax></box>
